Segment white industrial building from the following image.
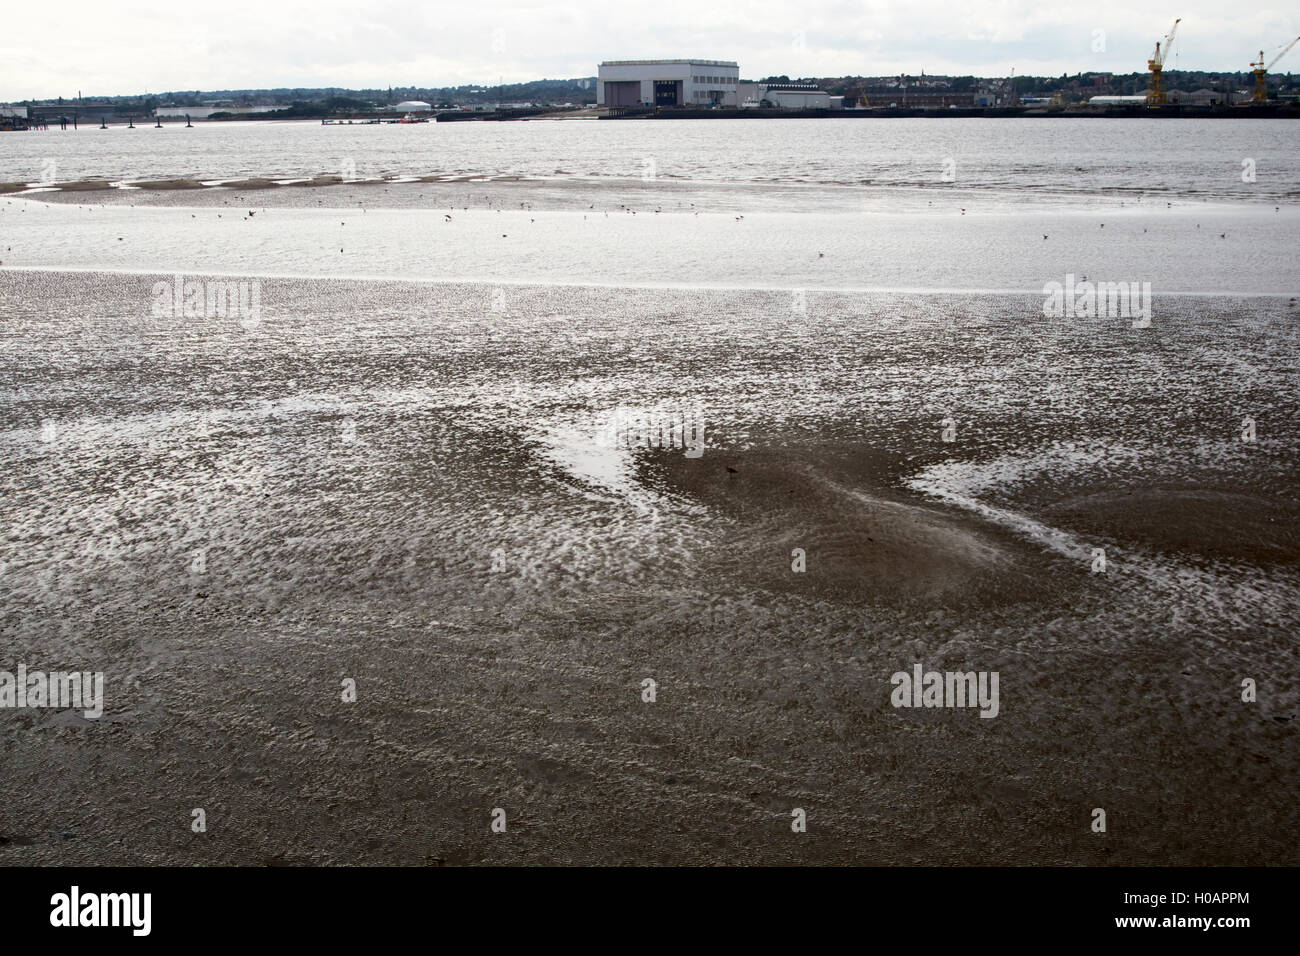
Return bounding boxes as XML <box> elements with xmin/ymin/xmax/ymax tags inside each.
<box><xmin>155</xmin><ymin>106</ymin><xmax>270</xmax><ymax>118</ymax></box>
<box><xmin>737</xmin><ymin>83</ymin><xmax>833</xmax><ymax>110</ymax></box>
<box><xmin>598</xmin><ymin>59</ymin><xmax>740</xmax><ymax>108</ymax></box>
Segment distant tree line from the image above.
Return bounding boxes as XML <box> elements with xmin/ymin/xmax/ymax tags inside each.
<box><xmin>18</xmin><ymin>70</ymin><xmax>1294</xmax><ymax>110</ymax></box>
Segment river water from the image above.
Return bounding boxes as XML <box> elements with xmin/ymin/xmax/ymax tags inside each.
<box><xmin>2</xmin><ymin>116</ymin><xmax>1299</xmax><ymax>203</ymax></box>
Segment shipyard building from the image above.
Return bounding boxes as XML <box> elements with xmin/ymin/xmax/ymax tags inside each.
<box><xmin>598</xmin><ymin>60</ymin><xmax>740</xmax><ymax>108</ymax></box>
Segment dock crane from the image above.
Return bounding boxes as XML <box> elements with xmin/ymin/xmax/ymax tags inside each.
<box><xmin>1251</xmin><ymin>36</ymin><xmax>1300</xmax><ymax>104</ymax></box>
<box><xmin>1146</xmin><ymin>18</ymin><xmax>1181</xmax><ymax>106</ymax></box>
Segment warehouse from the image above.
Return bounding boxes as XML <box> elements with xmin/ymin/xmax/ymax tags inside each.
<box><xmin>598</xmin><ymin>59</ymin><xmax>740</xmax><ymax>108</ymax></box>
<box><xmin>735</xmin><ymin>82</ymin><xmax>838</xmax><ymax>110</ymax></box>
<box><xmin>1087</xmin><ymin>95</ymin><xmax>1152</xmax><ymax>106</ymax></box>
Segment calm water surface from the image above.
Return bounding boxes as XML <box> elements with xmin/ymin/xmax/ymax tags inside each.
<box><xmin>2</xmin><ymin>117</ymin><xmax>1298</xmax><ymax>205</ymax></box>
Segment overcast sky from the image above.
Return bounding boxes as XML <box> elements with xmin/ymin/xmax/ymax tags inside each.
<box><xmin>3</xmin><ymin>1</ymin><xmax>1297</xmax><ymax>99</ymax></box>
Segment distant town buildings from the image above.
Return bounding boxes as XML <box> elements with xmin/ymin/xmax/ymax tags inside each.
<box><xmin>4</xmin><ymin>59</ymin><xmax>1292</xmax><ymax>123</ymax></box>
<box><xmin>595</xmin><ymin>61</ymin><xmax>1026</xmax><ymax>110</ymax></box>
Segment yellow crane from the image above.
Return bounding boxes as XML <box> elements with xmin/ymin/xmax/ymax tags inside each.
<box><xmin>1251</xmin><ymin>36</ymin><xmax>1300</xmax><ymax>104</ymax></box>
<box><xmin>1146</xmin><ymin>18</ymin><xmax>1181</xmax><ymax>106</ymax></box>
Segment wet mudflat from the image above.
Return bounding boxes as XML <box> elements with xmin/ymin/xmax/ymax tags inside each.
<box><xmin>1</xmin><ymin>271</ymin><xmax>1296</xmax><ymax>864</ymax></box>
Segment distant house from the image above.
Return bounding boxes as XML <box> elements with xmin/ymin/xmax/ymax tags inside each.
<box><xmin>392</xmin><ymin>100</ymin><xmax>432</xmax><ymax>112</ymax></box>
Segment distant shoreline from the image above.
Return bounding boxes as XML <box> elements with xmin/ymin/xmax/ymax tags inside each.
<box><xmin>597</xmin><ymin>105</ymin><xmax>1300</xmax><ymax>120</ymax></box>
<box><xmin>10</xmin><ymin>104</ymin><xmax>1299</xmax><ymax>130</ymax></box>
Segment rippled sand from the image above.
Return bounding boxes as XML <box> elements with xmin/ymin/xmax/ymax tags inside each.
<box><xmin>1</xmin><ymin>271</ymin><xmax>1296</xmax><ymax>864</ymax></box>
